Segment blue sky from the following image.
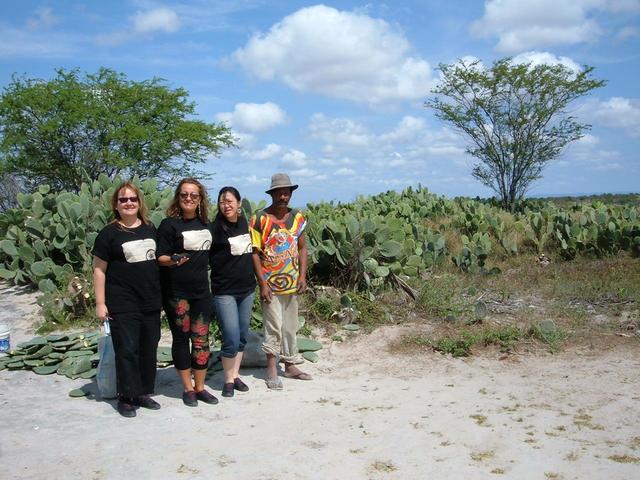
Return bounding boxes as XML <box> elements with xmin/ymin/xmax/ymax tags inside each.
<box><xmin>1</xmin><ymin>1</ymin><xmax>639</xmax><ymax>205</ymax></box>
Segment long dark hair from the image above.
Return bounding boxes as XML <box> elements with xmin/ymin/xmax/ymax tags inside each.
<box><xmin>165</xmin><ymin>177</ymin><xmax>209</xmax><ymax>224</ymax></box>
<box><xmin>215</xmin><ymin>186</ymin><xmax>243</xmax><ymax>235</ymax></box>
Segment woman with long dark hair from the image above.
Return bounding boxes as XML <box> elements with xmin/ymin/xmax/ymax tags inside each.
<box><xmin>93</xmin><ymin>181</ymin><xmax>162</xmax><ymax>417</ymax></box>
<box><xmin>210</xmin><ymin>186</ymin><xmax>256</xmax><ymax>397</ymax></box>
<box><xmin>157</xmin><ymin>178</ymin><xmax>218</xmax><ymax>407</ymax></box>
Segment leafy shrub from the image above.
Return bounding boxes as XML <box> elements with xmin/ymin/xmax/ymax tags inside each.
<box><xmin>1</xmin><ymin>178</ymin><xmax>638</xmax><ymax>328</ymax></box>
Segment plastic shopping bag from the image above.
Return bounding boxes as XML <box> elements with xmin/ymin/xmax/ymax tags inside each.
<box><xmin>96</xmin><ymin>319</ymin><xmax>117</xmax><ymax>399</ymax></box>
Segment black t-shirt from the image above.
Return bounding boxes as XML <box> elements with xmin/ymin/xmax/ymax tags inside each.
<box><xmin>92</xmin><ymin>222</ymin><xmax>161</xmax><ymax>313</ymax></box>
<box><xmin>209</xmin><ymin>216</ymin><xmax>256</xmax><ymax>296</ymax></box>
<box><xmin>157</xmin><ymin>216</ymin><xmax>212</xmax><ymax>299</ymax></box>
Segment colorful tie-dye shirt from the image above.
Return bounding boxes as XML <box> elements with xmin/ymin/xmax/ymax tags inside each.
<box><xmin>249</xmin><ymin>209</ymin><xmax>306</xmax><ymax>295</ymax></box>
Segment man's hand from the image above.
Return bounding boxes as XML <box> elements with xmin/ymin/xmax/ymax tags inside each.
<box><xmin>260</xmin><ymin>283</ymin><xmax>273</xmax><ymax>303</ymax></box>
<box><xmin>297</xmin><ymin>277</ymin><xmax>307</xmax><ymax>294</ymax></box>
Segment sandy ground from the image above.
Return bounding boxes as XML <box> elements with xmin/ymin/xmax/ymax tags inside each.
<box><xmin>1</xmin><ymin>284</ymin><xmax>639</xmax><ymax>480</ymax></box>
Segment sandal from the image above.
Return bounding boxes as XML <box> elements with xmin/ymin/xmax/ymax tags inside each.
<box><xmin>265</xmin><ymin>377</ymin><xmax>283</xmax><ymax>390</ymax></box>
<box><xmin>283</xmin><ymin>370</ymin><xmax>313</xmax><ymax>380</ymax></box>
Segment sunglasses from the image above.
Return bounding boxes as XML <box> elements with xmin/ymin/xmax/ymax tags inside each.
<box><xmin>118</xmin><ymin>196</ymin><xmax>139</xmax><ymax>204</ymax></box>
<box><xmin>179</xmin><ymin>192</ymin><xmax>200</xmax><ymax>200</ymax></box>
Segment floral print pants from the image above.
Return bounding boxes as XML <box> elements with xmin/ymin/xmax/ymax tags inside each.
<box><xmin>163</xmin><ymin>296</ymin><xmax>211</xmax><ymax>370</ymax></box>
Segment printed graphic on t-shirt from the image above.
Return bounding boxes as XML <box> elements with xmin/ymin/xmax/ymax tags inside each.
<box><xmin>183</xmin><ymin>229</ymin><xmax>212</xmax><ymax>251</ymax></box>
<box><xmin>250</xmin><ymin>210</ymin><xmax>306</xmax><ymax>294</ymax></box>
<box><xmin>228</xmin><ymin>233</ymin><xmax>252</xmax><ymax>256</ymax></box>
<box><xmin>122</xmin><ymin>238</ymin><xmax>156</xmax><ymax>263</ymax></box>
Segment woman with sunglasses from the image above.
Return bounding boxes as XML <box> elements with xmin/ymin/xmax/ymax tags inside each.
<box><xmin>209</xmin><ymin>186</ymin><xmax>257</xmax><ymax>398</ymax></box>
<box><xmin>157</xmin><ymin>178</ymin><xmax>218</xmax><ymax>407</ymax></box>
<box><xmin>92</xmin><ymin>181</ymin><xmax>162</xmax><ymax>417</ymax></box>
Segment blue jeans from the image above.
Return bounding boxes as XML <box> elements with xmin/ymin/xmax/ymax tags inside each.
<box><xmin>213</xmin><ymin>291</ymin><xmax>255</xmax><ymax>358</ymax></box>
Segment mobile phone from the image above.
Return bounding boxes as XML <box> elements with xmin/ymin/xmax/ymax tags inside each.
<box><xmin>171</xmin><ymin>253</ymin><xmax>190</xmax><ymax>263</ymax></box>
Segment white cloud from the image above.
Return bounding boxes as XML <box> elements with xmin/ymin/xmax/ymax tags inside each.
<box><xmin>576</xmin><ymin>134</ymin><xmax>600</xmax><ymax>146</ymax></box>
<box><xmin>590</xmin><ymin>161</ymin><xmax>623</xmax><ymax>171</ymax></box>
<box><xmin>97</xmin><ymin>8</ymin><xmax>180</xmax><ymax>45</ymax></box>
<box><xmin>335</xmin><ymin>167</ymin><xmax>356</xmax><ymax>176</ymax></box>
<box><xmin>308</xmin><ymin>113</ymin><xmax>468</xmax><ymax>169</ymax></box>
<box><xmin>380</xmin><ymin>116</ymin><xmax>427</xmax><ymax>142</ymax></box>
<box><xmin>308</xmin><ymin>113</ymin><xmax>373</xmax><ymax>148</ymax></box>
<box><xmin>290</xmin><ymin>168</ymin><xmax>324</xmax><ymax>179</ymax></box>
<box><xmin>511</xmin><ymin>51</ymin><xmax>582</xmax><ymax>73</ymax></box>
<box><xmin>604</xmin><ymin>0</ymin><xmax>640</xmax><ymax>14</ymax></box>
<box><xmin>132</xmin><ymin>8</ymin><xmax>180</xmax><ymax>34</ymax></box>
<box><xmin>471</xmin><ymin>0</ymin><xmax>610</xmax><ymax>52</ymax></box>
<box><xmin>0</xmin><ymin>24</ymin><xmax>77</xmax><ymax>57</ymax></box>
<box><xmin>244</xmin><ymin>143</ymin><xmax>283</xmax><ymax>161</ymax></box>
<box><xmin>588</xmin><ymin>97</ymin><xmax>640</xmax><ymax>137</ymax></box>
<box><xmin>426</xmin><ymin>145</ymin><xmax>466</xmax><ymax>157</ymax></box>
<box><xmin>389</xmin><ymin>152</ymin><xmax>407</xmax><ymax>167</ymax></box>
<box><xmin>217</xmin><ymin>102</ymin><xmax>287</xmax><ymax>133</ymax></box>
<box><xmin>27</xmin><ymin>7</ymin><xmax>60</xmax><ymax>30</ymax></box>
<box><xmin>232</xmin><ymin>131</ymin><xmax>256</xmax><ymax>148</ymax></box>
<box><xmin>240</xmin><ymin>175</ymin><xmax>270</xmax><ymax>186</ymax></box>
<box><xmin>231</xmin><ymin>5</ymin><xmax>434</xmax><ymax>104</ymax></box>
<box><xmin>282</xmin><ymin>149</ymin><xmax>309</xmax><ymax>168</ymax></box>
<box><xmin>616</xmin><ymin>25</ymin><xmax>640</xmax><ymax>40</ymax></box>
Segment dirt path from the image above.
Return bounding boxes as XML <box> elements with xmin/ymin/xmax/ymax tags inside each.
<box><xmin>1</xmin><ymin>286</ymin><xmax>639</xmax><ymax>479</ymax></box>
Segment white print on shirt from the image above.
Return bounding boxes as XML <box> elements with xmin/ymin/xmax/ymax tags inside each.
<box><xmin>228</xmin><ymin>233</ymin><xmax>252</xmax><ymax>256</ymax></box>
<box><xmin>183</xmin><ymin>229</ymin><xmax>212</xmax><ymax>251</ymax></box>
<box><xmin>122</xmin><ymin>238</ymin><xmax>157</xmax><ymax>263</ymax></box>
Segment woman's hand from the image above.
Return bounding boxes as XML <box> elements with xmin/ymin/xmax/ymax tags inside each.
<box><xmin>158</xmin><ymin>254</ymin><xmax>190</xmax><ymax>267</ymax></box>
<box><xmin>170</xmin><ymin>253</ymin><xmax>190</xmax><ymax>267</ymax></box>
<box><xmin>96</xmin><ymin>302</ymin><xmax>109</xmax><ymax>322</ymax></box>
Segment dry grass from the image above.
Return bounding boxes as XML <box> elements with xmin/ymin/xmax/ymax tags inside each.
<box><xmin>470</xmin><ymin>414</ymin><xmax>490</xmax><ymax>426</ymax></box>
<box><xmin>370</xmin><ymin>461</ymin><xmax>397</xmax><ymax>472</ymax></box>
<box><xmin>573</xmin><ymin>411</ymin><xmax>605</xmax><ymax>431</ymax></box>
<box><xmin>389</xmin><ymin>253</ymin><xmax>639</xmax><ymax>357</ymax></box>
<box><xmin>608</xmin><ymin>455</ymin><xmax>640</xmax><ymax>464</ymax></box>
<box><xmin>470</xmin><ymin>450</ymin><xmax>495</xmax><ymax>462</ymax></box>
<box><xmin>308</xmin><ymin>251</ymin><xmax>639</xmax><ymax>359</ymax></box>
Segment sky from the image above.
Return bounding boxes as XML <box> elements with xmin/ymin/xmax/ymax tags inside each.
<box><xmin>1</xmin><ymin>0</ymin><xmax>639</xmax><ymax>206</ymax></box>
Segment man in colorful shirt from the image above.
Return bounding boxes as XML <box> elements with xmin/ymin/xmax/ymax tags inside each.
<box><xmin>250</xmin><ymin>173</ymin><xmax>311</xmax><ymax>389</ymax></box>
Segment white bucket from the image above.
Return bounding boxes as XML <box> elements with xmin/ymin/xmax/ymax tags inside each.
<box><xmin>0</xmin><ymin>324</ymin><xmax>10</xmax><ymax>353</ymax></box>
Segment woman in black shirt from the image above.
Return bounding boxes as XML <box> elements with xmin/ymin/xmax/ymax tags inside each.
<box><xmin>210</xmin><ymin>186</ymin><xmax>257</xmax><ymax>398</ymax></box>
<box><xmin>93</xmin><ymin>181</ymin><xmax>162</xmax><ymax>417</ymax></box>
<box><xmin>157</xmin><ymin>178</ymin><xmax>218</xmax><ymax>407</ymax></box>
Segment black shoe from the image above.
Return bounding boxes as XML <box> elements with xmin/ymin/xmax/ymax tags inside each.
<box><xmin>195</xmin><ymin>389</ymin><xmax>219</xmax><ymax>405</ymax></box>
<box><xmin>233</xmin><ymin>377</ymin><xmax>249</xmax><ymax>392</ymax></box>
<box><xmin>182</xmin><ymin>390</ymin><xmax>198</xmax><ymax>407</ymax></box>
<box><xmin>134</xmin><ymin>395</ymin><xmax>161</xmax><ymax>410</ymax></box>
<box><xmin>222</xmin><ymin>382</ymin><xmax>234</xmax><ymax>398</ymax></box>
<box><xmin>117</xmin><ymin>398</ymin><xmax>137</xmax><ymax>418</ymax></box>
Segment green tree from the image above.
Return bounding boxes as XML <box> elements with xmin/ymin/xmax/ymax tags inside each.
<box><xmin>0</xmin><ymin>68</ymin><xmax>235</xmax><ymax>192</ymax></box>
<box><xmin>427</xmin><ymin>58</ymin><xmax>605</xmax><ymax>211</ymax></box>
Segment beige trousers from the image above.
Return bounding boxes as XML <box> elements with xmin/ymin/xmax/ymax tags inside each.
<box><xmin>261</xmin><ymin>294</ymin><xmax>303</xmax><ymax>364</ymax></box>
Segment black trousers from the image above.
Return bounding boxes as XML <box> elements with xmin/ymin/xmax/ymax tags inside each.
<box><xmin>109</xmin><ymin>310</ymin><xmax>161</xmax><ymax>398</ymax></box>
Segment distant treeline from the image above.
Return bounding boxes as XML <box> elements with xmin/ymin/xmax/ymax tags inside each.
<box><xmin>533</xmin><ymin>193</ymin><xmax>640</xmax><ymax>208</ymax></box>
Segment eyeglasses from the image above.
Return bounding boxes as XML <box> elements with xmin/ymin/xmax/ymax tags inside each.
<box><xmin>118</xmin><ymin>196</ymin><xmax>139</xmax><ymax>204</ymax></box>
<box><xmin>218</xmin><ymin>199</ymin><xmax>236</xmax><ymax>206</ymax></box>
<box><xmin>179</xmin><ymin>192</ymin><xmax>200</xmax><ymax>200</ymax></box>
